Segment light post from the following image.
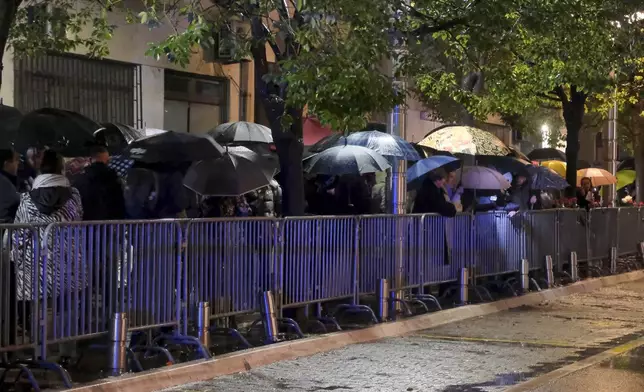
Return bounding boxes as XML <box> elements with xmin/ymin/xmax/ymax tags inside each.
<box><xmin>607</xmin><ymin>71</ymin><xmax>618</xmax><ymax>207</ymax></box>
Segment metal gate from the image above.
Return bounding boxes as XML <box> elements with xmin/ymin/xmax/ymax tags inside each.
<box><xmin>14</xmin><ymin>53</ymin><xmax>143</xmax><ymax>128</ymax></box>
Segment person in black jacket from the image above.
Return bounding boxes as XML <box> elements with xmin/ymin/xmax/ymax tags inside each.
<box><xmin>73</xmin><ymin>145</ymin><xmax>126</xmax><ymax>221</ymax></box>
<box><xmin>413</xmin><ymin>168</ymin><xmax>457</xmax><ymax>217</ymax></box>
<box><xmin>0</xmin><ymin>149</ymin><xmax>20</xmax><ymax>223</ymax></box>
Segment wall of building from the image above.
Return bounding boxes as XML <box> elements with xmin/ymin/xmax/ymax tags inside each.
<box><xmin>0</xmin><ymin>2</ymin><xmax>253</xmax><ymax>129</ymax></box>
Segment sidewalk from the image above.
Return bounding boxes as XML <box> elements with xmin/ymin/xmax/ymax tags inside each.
<box><xmin>164</xmin><ymin>280</ymin><xmax>644</xmax><ymax>392</ymax></box>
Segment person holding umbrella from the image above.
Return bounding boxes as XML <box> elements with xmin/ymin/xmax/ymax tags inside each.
<box><xmin>412</xmin><ymin>168</ymin><xmax>457</xmax><ymax>217</ymax></box>
<box><xmin>577</xmin><ymin>177</ymin><xmax>600</xmax><ymax>210</ymax></box>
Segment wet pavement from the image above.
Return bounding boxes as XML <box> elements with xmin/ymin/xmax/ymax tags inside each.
<box><xmin>164</xmin><ymin>280</ymin><xmax>644</xmax><ymax>392</ymax></box>
<box><xmin>528</xmin><ymin>346</ymin><xmax>644</xmax><ymax>392</ymax></box>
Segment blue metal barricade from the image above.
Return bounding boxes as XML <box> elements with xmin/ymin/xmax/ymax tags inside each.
<box><xmin>557</xmin><ymin>209</ymin><xmax>589</xmax><ymax>266</ymax></box>
<box><xmin>184</xmin><ymin>218</ymin><xmax>276</xmax><ymax>324</ymax></box>
<box><xmin>525</xmin><ymin>210</ymin><xmax>558</xmax><ymax>271</ymax></box>
<box><xmin>588</xmin><ymin>208</ymin><xmax>619</xmax><ymax>261</ymax></box>
<box><xmin>41</xmin><ymin>220</ymin><xmax>183</xmax><ymax>355</ymax></box>
<box><xmin>472</xmin><ymin>211</ymin><xmax>526</xmax><ymax>277</ymax></box>
<box><xmin>418</xmin><ymin>214</ymin><xmax>464</xmax><ymax>287</ymax></box>
<box><xmin>0</xmin><ymin>224</ymin><xmax>43</xmax><ymax>359</ymax></box>
<box><xmin>358</xmin><ymin>215</ymin><xmax>421</xmax><ymax>296</ymax></box>
<box><xmin>616</xmin><ymin>208</ymin><xmax>640</xmax><ymax>256</ymax></box>
<box><xmin>279</xmin><ymin>216</ymin><xmax>357</xmax><ymax>311</ymax></box>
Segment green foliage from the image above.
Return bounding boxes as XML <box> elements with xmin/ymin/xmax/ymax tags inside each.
<box><xmin>409</xmin><ymin>0</ymin><xmax>642</xmax><ymax>126</ymax></box>
<box><xmin>8</xmin><ymin>0</ymin><xmax>115</xmax><ymax>59</ymax></box>
<box><xmin>134</xmin><ymin>0</ymin><xmax>406</xmax><ymax>132</ymax></box>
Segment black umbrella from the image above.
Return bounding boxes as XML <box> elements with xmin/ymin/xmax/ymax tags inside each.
<box><xmin>308</xmin><ymin>134</ymin><xmax>344</xmax><ymax>153</ymax></box>
<box><xmin>123</xmin><ymin>130</ymin><xmax>224</xmax><ymax>163</ymax></box>
<box><xmin>14</xmin><ymin>108</ymin><xmax>100</xmax><ymax>156</ymax></box>
<box><xmin>95</xmin><ymin>123</ymin><xmax>145</xmax><ymax>154</ymax></box>
<box><xmin>527</xmin><ymin>148</ymin><xmax>566</xmax><ymax>162</ymax></box>
<box><xmin>527</xmin><ymin>165</ymin><xmax>568</xmax><ymax>190</ymax></box>
<box><xmin>208</xmin><ymin>121</ymin><xmax>273</xmax><ymax>144</ymax></box>
<box><xmin>184</xmin><ymin>148</ymin><xmax>273</xmax><ymax>196</ymax></box>
<box><xmin>618</xmin><ymin>157</ymin><xmax>634</xmax><ymax>171</ymax></box>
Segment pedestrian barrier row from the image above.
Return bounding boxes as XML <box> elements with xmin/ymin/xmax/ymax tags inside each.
<box><xmin>1</xmin><ymin>208</ymin><xmax>643</xmax><ymax>383</ymax></box>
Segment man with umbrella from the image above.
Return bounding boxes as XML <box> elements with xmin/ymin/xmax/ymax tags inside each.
<box><xmin>73</xmin><ymin>145</ymin><xmax>126</xmax><ymax>221</ymax></box>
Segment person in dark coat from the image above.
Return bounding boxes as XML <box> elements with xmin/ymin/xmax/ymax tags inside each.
<box><xmin>412</xmin><ymin>168</ymin><xmax>457</xmax><ymax>217</ymax></box>
<box><xmin>0</xmin><ymin>149</ymin><xmax>20</xmax><ymax>223</ymax></box>
<box><xmin>72</xmin><ymin>145</ymin><xmax>126</xmax><ymax>221</ymax></box>
<box><xmin>504</xmin><ymin>173</ymin><xmax>537</xmax><ymax>211</ymax></box>
<box><xmin>17</xmin><ymin>147</ymin><xmax>44</xmax><ymax>192</ymax></box>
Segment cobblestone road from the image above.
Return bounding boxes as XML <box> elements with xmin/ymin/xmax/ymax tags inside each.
<box><xmin>164</xmin><ymin>280</ymin><xmax>644</xmax><ymax>392</ymax></box>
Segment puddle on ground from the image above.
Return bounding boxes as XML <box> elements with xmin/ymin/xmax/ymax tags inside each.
<box><xmin>439</xmin><ymin>331</ymin><xmax>644</xmax><ymax>391</ymax></box>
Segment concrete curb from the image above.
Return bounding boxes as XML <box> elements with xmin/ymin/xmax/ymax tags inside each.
<box><xmin>63</xmin><ymin>270</ymin><xmax>644</xmax><ymax>392</ymax></box>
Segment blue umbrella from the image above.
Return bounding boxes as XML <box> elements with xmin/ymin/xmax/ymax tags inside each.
<box><xmin>339</xmin><ymin>131</ymin><xmax>421</xmax><ymax>161</ymax></box>
<box><xmin>303</xmin><ymin>145</ymin><xmax>391</xmax><ymax>176</ymax></box>
<box><xmin>528</xmin><ymin>165</ymin><xmax>568</xmax><ymax>190</ymax></box>
<box><xmin>407</xmin><ymin>155</ymin><xmax>461</xmax><ymax>185</ymax></box>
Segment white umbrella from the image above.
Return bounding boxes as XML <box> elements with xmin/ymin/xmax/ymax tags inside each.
<box><xmin>460</xmin><ymin>166</ymin><xmax>511</xmax><ymax>190</ymax></box>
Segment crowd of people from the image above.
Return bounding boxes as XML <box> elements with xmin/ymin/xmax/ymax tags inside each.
<box><xmin>0</xmin><ymin>146</ymin><xmax>285</xmax><ymax>226</ymax></box>
<box><xmin>0</xmin><ymin>146</ymin><xmax>615</xmax><ymax>228</ymax></box>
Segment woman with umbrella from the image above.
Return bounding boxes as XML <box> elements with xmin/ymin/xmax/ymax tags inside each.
<box><xmin>412</xmin><ymin>168</ymin><xmax>458</xmax><ymax>217</ymax></box>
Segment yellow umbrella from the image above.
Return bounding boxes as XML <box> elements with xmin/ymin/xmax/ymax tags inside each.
<box><xmin>616</xmin><ymin>170</ymin><xmax>636</xmax><ymax>190</ymax></box>
<box><xmin>418</xmin><ymin>126</ymin><xmax>510</xmax><ymax>156</ymax></box>
<box><xmin>540</xmin><ymin>160</ymin><xmax>566</xmax><ymax>177</ymax></box>
<box><xmin>577</xmin><ymin>168</ymin><xmax>617</xmax><ymax>186</ymax></box>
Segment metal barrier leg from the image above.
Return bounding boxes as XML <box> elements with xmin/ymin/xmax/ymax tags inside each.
<box><xmin>459</xmin><ymin>268</ymin><xmax>469</xmax><ymax>305</ymax></box>
<box><xmin>260</xmin><ymin>291</ymin><xmax>279</xmax><ymax>344</ymax></box>
<box><xmin>570</xmin><ymin>252</ymin><xmax>579</xmax><ymax>282</ymax></box>
<box><xmin>545</xmin><ymin>255</ymin><xmax>555</xmax><ymax>288</ymax></box>
<box><xmin>108</xmin><ymin>313</ymin><xmax>128</xmax><ymax>377</ymax></box>
<box><xmin>610</xmin><ymin>247</ymin><xmax>618</xmax><ymax>275</ymax></box>
<box><xmin>520</xmin><ymin>259</ymin><xmax>529</xmax><ymax>293</ymax></box>
<box><xmin>375</xmin><ymin>279</ymin><xmax>390</xmax><ymax>322</ymax></box>
<box><xmin>196</xmin><ymin>302</ymin><xmax>210</xmax><ymax>349</ymax></box>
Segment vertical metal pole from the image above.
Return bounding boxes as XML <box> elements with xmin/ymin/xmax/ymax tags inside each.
<box><xmin>260</xmin><ymin>291</ymin><xmax>278</xmax><ymax>344</ymax></box>
<box><xmin>375</xmin><ymin>279</ymin><xmax>390</xmax><ymax>322</ymax></box>
<box><xmin>639</xmin><ymin>242</ymin><xmax>644</xmax><ymax>259</ymax></box>
<box><xmin>607</xmin><ymin>95</ymin><xmax>618</xmax><ymax>207</ymax></box>
<box><xmin>520</xmin><ymin>259</ymin><xmax>530</xmax><ymax>293</ymax></box>
<box><xmin>610</xmin><ymin>247</ymin><xmax>618</xmax><ymax>275</ymax></box>
<box><xmin>545</xmin><ymin>255</ymin><xmax>555</xmax><ymax>288</ymax></box>
<box><xmin>570</xmin><ymin>252</ymin><xmax>579</xmax><ymax>282</ymax></box>
<box><xmin>459</xmin><ymin>268</ymin><xmax>469</xmax><ymax>305</ymax></box>
<box><xmin>108</xmin><ymin>313</ymin><xmax>128</xmax><ymax>377</ymax></box>
<box><xmin>196</xmin><ymin>302</ymin><xmax>210</xmax><ymax>348</ymax></box>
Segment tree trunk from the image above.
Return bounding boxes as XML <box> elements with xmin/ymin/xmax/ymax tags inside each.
<box><xmin>459</xmin><ymin>70</ymin><xmax>484</xmax><ymax>126</ymax></box>
<box><xmin>560</xmin><ymin>87</ymin><xmax>586</xmax><ymax>188</ymax></box>
<box><xmin>0</xmin><ymin>0</ymin><xmax>21</xmax><ymax>90</ymax></box>
<box><xmin>250</xmin><ymin>16</ymin><xmax>305</xmax><ymax>216</ymax></box>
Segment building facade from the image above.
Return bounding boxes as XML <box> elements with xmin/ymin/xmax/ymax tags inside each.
<box><xmin>0</xmin><ymin>4</ymin><xmax>253</xmax><ymax>133</ymax></box>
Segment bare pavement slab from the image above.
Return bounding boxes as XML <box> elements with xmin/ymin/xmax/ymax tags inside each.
<box><xmin>163</xmin><ymin>280</ymin><xmax>644</xmax><ymax>392</ymax></box>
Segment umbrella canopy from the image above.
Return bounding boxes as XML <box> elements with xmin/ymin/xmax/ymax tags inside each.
<box><xmin>226</xmin><ymin>146</ymin><xmax>279</xmax><ymax>176</ymax></box>
<box><xmin>340</xmin><ymin>131</ymin><xmax>421</xmax><ymax>160</ymax></box>
<box><xmin>184</xmin><ymin>149</ymin><xmax>274</xmax><ymax>196</ymax></box>
<box><xmin>618</xmin><ymin>157</ymin><xmax>634</xmax><ymax>172</ymax></box>
<box><xmin>577</xmin><ymin>168</ymin><xmax>617</xmax><ymax>186</ymax></box>
<box><xmin>460</xmin><ymin>166</ymin><xmax>511</xmax><ymax>190</ymax></box>
<box><xmin>308</xmin><ymin>134</ymin><xmax>344</xmax><ymax>153</ymax></box>
<box><xmin>95</xmin><ymin>123</ymin><xmax>145</xmax><ymax>154</ymax></box>
<box><xmin>407</xmin><ymin>156</ymin><xmax>461</xmax><ymax>186</ymax></box>
<box><xmin>14</xmin><ymin>108</ymin><xmax>100</xmax><ymax>156</ymax></box>
<box><xmin>467</xmin><ymin>155</ymin><xmax>531</xmax><ymax>177</ymax></box>
<box><xmin>418</xmin><ymin>125</ymin><xmax>510</xmax><ymax>156</ymax></box>
<box><xmin>124</xmin><ymin>130</ymin><xmax>224</xmax><ymax>163</ymax></box>
<box><xmin>507</xmin><ymin>146</ymin><xmax>530</xmax><ymax>161</ymax></box>
<box><xmin>208</xmin><ymin>121</ymin><xmax>273</xmax><ymax>144</ymax></box>
<box><xmin>617</xmin><ymin>170</ymin><xmax>636</xmax><ymax>190</ymax></box>
<box><xmin>527</xmin><ymin>165</ymin><xmax>568</xmax><ymax>190</ymax></box>
<box><xmin>540</xmin><ymin>160</ymin><xmax>566</xmax><ymax>177</ymax></box>
<box><xmin>527</xmin><ymin>148</ymin><xmax>566</xmax><ymax>162</ymax></box>
<box><xmin>303</xmin><ymin>145</ymin><xmax>391</xmax><ymax>176</ymax></box>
